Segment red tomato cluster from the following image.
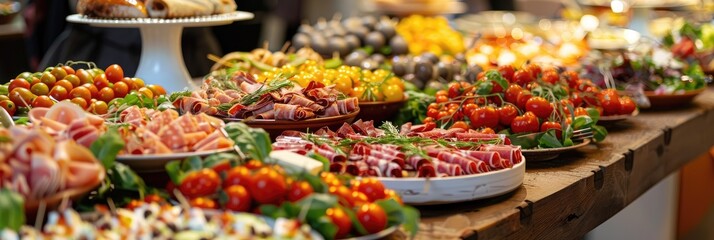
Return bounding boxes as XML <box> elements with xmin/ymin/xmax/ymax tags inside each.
<box><xmin>2</xmin><ymin>64</ymin><xmax>166</xmax><ymax>115</ymax></box>
<box><xmin>425</xmin><ymin>64</ymin><xmax>637</xmax><ymax>134</ymax></box>
<box><xmin>165</xmin><ymin>161</ymin><xmax>398</xmax><ymax>239</ymax></box>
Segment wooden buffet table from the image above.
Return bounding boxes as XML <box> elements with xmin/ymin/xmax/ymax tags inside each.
<box><xmin>410</xmin><ymin>87</ymin><xmax>714</xmax><ymax>240</ymax></box>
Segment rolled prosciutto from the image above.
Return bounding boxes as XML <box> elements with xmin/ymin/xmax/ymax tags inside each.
<box><xmin>480</xmin><ymin>144</ymin><xmax>523</xmax><ymax>165</ymax></box>
<box><xmin>274</xmin><ymin>104</ymin><xmax>315</xmax><ymax>120</ymax></box>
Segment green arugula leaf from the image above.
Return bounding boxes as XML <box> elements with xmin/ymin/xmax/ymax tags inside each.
<box><xmin>572</xmin><ymin>116</ymin><xmax>594</xmax><ymax>130</ymax></box>
<box><xmin>375</xmin><ymin>199</ymin><xmax>420</xmax><ymax>237</ymax></box>
<box><xmin>585</xmin><ymin>108</ymin><xmax>600</xmax><ymax>123</ymax></box>
<box><xmin>0</xmin><ymin>189</ymin><xmax>24</xmax><ymax>231</ymax></box>
<box><xmin>90</xmin><ymin>127</ymin><xmax>124</xmax><ymax>169</ymax></box>
<box><xmin>538</xmin><ymin>130</ymin><xmax>563</xmax><ymax>148</ymax></box>
<box><xmin>307</xmin><ymin>152</ymin><xmax>331</xmax><ymax>173</ymax></box>
<box><xmin>485</xmin><ymin>70</ymin><xmax>508</xmax><ymax>90</ymax></box>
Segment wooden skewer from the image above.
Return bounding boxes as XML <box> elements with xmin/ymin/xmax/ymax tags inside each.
<box><xmin>280</xmin><ymin>41</ymin><xmax>291</xmax><ymax>53</ymax></box>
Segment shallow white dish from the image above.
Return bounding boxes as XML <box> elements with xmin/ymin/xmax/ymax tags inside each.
<box><xmin>378</xmin><ymin>158</ymin><xmax>525</xmax><ymax>205</ymax></box>
<box><xmin>116</xmin><ymin>147</ymin><xmax>234</xmax><ymax>172</ymax></box>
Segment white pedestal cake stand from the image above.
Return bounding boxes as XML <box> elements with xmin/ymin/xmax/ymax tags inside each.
<box><xmin>66</xmin><ymin>12</ymin><xmax>254</xmax><ymax>92</ymax></box>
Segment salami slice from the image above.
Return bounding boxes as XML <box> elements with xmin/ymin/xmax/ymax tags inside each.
<box><xmin>480</xmin><ymin>145</ymin><xmax>523</xmax><ymax>165</ymax></box>
<box><xmin>461</xmin><ymin>150</ymin><xmax>511</xmax><ymax>169</ymax></box>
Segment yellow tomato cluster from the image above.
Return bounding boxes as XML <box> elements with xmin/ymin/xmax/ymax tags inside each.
<box><xmin>258</xmin><ymin>61</ymin><xmax>405</xmax><ymax>102</ymax></box>
<box><xmin>396</xmin><ymin>15</ymin><xmax>465</xmax><ymax>56</ymax></box>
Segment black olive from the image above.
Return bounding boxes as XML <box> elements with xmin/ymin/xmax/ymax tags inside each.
<box><xmin>371</xmin><ymin>53</ymin><xmax>386</xmax><ymax>64</ymax></box>
<box><xmin>403</xmin><ymin>74</ymin><xmax>424</xmax><ymax>89</ymax></box>
<box><xmin>349</xmin><ymin>26</ymin><xmax>370</xmax><ymax>41</ymax></box>
<box><xmin>365</xmin><ymin>32</ymin><xmax>385</xmax><ymax>51</ymax></box>
<box><xmin>390</xmin><ymin>35</ymin><xmax>409</xmax><ymax>56</ymax></box>
<box><xmin>291</xmin><ymin>33</ymin><xmax>311</xmax><ymax>50</ymax></box>
<box><xmin>375</xmin><ymin>19</ymin><xmax>396</xmax><ymax>40</ymax></box>
<box><xmin>436</xmin><ymin>61</ymin><xmax>452</xmax><ymax>81</ymax></box>
<box><xmin>421</xmin><ymin>52</ymin><xmax>439</xmax><ymax>64</ymax></box>
<box><xmin>415</xmin><ymin>60</ymin><xmax>434</xmax><ymax>82</ymax></box>
<box><xmin>344</xmin><ymin>34</ymin><xmax>361</xmax><ymax>50</ymax></box>
<box><xmin>392</xmin><ymin>60</ymin><xmax>408</xmax><ymax>77</ymax></box>
<box><xmin>328</xmin><ymin>37</ymin><xmax>350</xmax><ymax>57</ymax></box>
<box><xmin>361</xmin><ymin>59</ymin><xmax>379</xmax><ymax>70</ymax></box>
<box><xmin>362</xmin><ymin>15</ymin><xmax>378</xmax><ymax>30</ymax></box>
<box><xmin>310</xmin><ymin>35</ymin><xmax>329</xmax><ymax>56</ymax></box>
<box><xmin>342</xmin><ymin>17</ymin><xmax>362</xmax><ymax>29</ymax></box>
<box><xmin>345</xmin><ymin>51</ymin><xmax>366</xmax><ymax>66</ymax></box>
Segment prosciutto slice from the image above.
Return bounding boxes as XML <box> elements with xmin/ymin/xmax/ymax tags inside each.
<box><xmin>456</xmin><ymin>133</ymin><xmax>510</xmax><ymax>145</ymax></box>
<box><xmin>288</xmin><ymin>95</ymin><xmax>324</xmax><ymax>113</ymax></box>
<box><xmin>336</xmin><ymin>98</ymin><xmax>358</xmax><ymax>114</ymax></box>
<box><xmin>480</xmin><ymin>145</ymin><xmax>523</xmax><ymax>165</ymax></box>
<box><xmin>432</xmin><ymin>160</ymin><xmax>463</xmax><ymax>176</ymax></box>
<box><xmin>426</xmin><ymin>148</ymin><xmax>490</xmax><ymax>174</ymax></box>
<box><xmin>274</xmin><ymin>104</ymin><xmax>315</xmax><ymax>120</ymax></box>
<box><xmin>462</xmin><ymin>150</ymin><xmax>511</xmax><ymax>169</ymax></box>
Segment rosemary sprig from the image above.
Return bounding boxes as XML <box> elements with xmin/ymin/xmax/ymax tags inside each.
<box><xmin>240</xmin><ymin>76</ymin><xmax>293</xmax><ymax>106</ymax></box>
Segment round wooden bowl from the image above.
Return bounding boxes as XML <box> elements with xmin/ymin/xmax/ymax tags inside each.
<box><xmin>356</xmin><ymin>97</ymin><xmax>408</xmax><ymax>124</ymax></box>
<box><xmin>521</xmin><ymin>139</ymin><xmax>591</xmax><ymax>162</ymax></box>
<box><xmin>644</xmin><ymin>88</ymin><xmax>705</xmax><ymax>109</ymax></box>
<box><xmin>24</xmin><ymin>167</ymin><xmax>105</xmax><ymax>220</ymax></box>
<box><xmin>226</xmin><ymin>109</ymin><xmax>360</xmax><ymax>139</ymax></box>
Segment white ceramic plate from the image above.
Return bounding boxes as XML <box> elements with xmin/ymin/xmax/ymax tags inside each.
<box><xmin>378</xmin><ymin>159</ymin><xmax>525</xmax><ymax>205</ymax></box>
<box><xmin>66</xmin><ymin>11</ymin><xmax>254</xmax><ymax>27</ymax></box>
<box><xmin>116</xmin><ymin>147</ymin><xmax>234</xmax><ymax>172</ymax></box>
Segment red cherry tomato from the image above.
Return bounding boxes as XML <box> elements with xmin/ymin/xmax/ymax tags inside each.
<box><xmin>223</xmin><ymin>166</ymin><xmax>252</xmax><ymax>188</ymax></box>
<box><xmin>126</xmin><ymin>200</ymin><xmax>144</xmax><ymax>210</ymax></box>
<box><xmin>93</xmin><ymin>74</ymin><xmax>110</xmax><ymax>90</ymax></box>
<box><xmin>469</xmin><ymin>106</ymin><xmax>499</xmax><ymax>129</ymax></box>
<box><xmin>179</xmin><ymin>169</ymin><xmax>220</xmax><ymax>198</ymax></box>
<box><xmin>516</xmin><ymin>90</ymin><xmax>532</xmax><ymax>110</ymax></box>
<box><xmin>8</xmin><ymin>79</ymin><xmax>30</xmax><ymax>93</ymax></box>
<box><xmin>513</xmin><ymin>69</ymin><xmax>533</xmax><ymax>86</ymax></box>
<box><xmin>144</xmin><ymin>194</ymin><xmax>163</xmax><ymax>204</ymax></box>
<box><xmin>98</xmin><ymin>87</ymin><xmax>115</xmax><ymax>102</ymax></box>
<box><xmin>70</xmin><ymin>86</ymin><xmax>92</xmax><ymax>103</ymax></box>
<box><xmin>574</xmin><ymin>107</ymin><xmax>589</xmax><ymax>117</ymax></box>
<box><xmin>105</xmin><ymin>64</ymin><xmax>124</xmax><ymax>83</ymax></box>
<box><xmin>113</xmin><ymin>81</ymin><xmax>130</xmax><ymax>98</ymax></box>
<box><xmin>248</xmin><ymin>167</ymin><xmax>287</xmax><ymax>205</ymax></box>
<box><xmin>189</xmin><ymin>197</ymin><xmax>217</xmax><ymax>209</ymax></box>
<box><xmin>287</xmin><ymin>180</ymin><xmax>314</xmax><ymax>202</ymax></box>
<box><xmin>563</xmin><ymin>70</ymin><xmax>579</xmax><ymax>88</ymax></box>
<box><xmin>505</xmin><ymin>84</ymin><xmax>522</xmax><ymax>104</ymax></box>
<box><xmin>619</xmin><ymin>96</ymin><xmax>637</xmax><ymax>115</ymax></box>
<box><xmin>435</xmin><ymin>95</ymin><xmax>448</xmax><ymax>103</ymax></box>
<box><xmin>447</xmin><ymin>82</ymin><xmax>463</xmax><ymax>98</ymax></box>
<box><xmin>354</xmin><ymin>178</ymin><xmax>387</xmax><ymax>202</ymax></box>
<box><xmin>75</xmin><ymin>69</ymin><xmax>94</xmax><ymax>85</ymax></box>
<box><xmin>0</xmin><ymin>100</ymin><xmax>16</xmax><ymax>116</ymax></box>
<box><xmin>498</xmin><ymin>105</ymin><xmax>519</xmax><ymax>126</ymax></box>
<box><xmin>54</xmin><ymin>80</ymin><xmax>74</xmax><ymax>93</ymax></box>
<box><xmin>525</xmin><ymin>97</ymin><xmax>554</xmax><ymax>119</ymax></box>
<box><xmin>357</xmin><ymin>203</ymin><xmax>388</xmax><ymax>234</ymax></box>
<box><xmin>32</xmin><ymin>95</ymin><xmax>54</xmax><ymax>108</ymax></box>
<box><xmin>498</xmin><ymin>65</ymin><xmax>515</xmax><ymax>82</ymax></box>
<box><xmin>481</xmin><ymin>127</ymin><xmax>496</xmax><ymax>134</ymax></box>
<box><xmin>450</xmin><ymin>121</ymin><xmax>470</xmax><ymax>130</ymax></box>
<box><xmin>426</xmin><ymin>108</ymin><xmax>439</xmax><ymax>119</ymax></box>
<box><xmin>327</xmin><ymin>207</ymin><xmax>352</xmax><ymax>239</ymax></box>
<box><xmin>598</xmin><ymin>89</ymin><xmax>621</xmax><ymax>116</ymax></box>
<box><xmin>9</xmin><ymin>88</ymin><xmax>35</xmax><ymax>107</ymax></box>
<box><xmin>525</xmin><ymin>64</ymin><xmax>542</xmax><ymax>78</ymax></box>
<box><xmin>541</xmin><ymin>70</ymin><xmax>559</xmax><ymax>84</ymax></box>
<box><xmin>70</xmin><ymin>97</ymin><xmax>88</xmax><ymax>109</ymax></box>
<box><xmin>511</xmin><ymin>112</ymin><xmax>540</xmax><ymax>133</ymax></box>
<box><xmin>224</xmin><ymin>185</ymin><xmax>252</xmax><ymax>212</ymax></box>
<box><xmin>49</xmin><ymin>86</ymin><xmax>69</xmax><ymax>101</ymax></box>
<box><xmin>61</xmin><ymin>66</ymin><xmax>76</xmax><ymax>75</ymax></box>
<box><xmin>244</xmin><ymin>160</ymin><xmax>264</xmax><ymax>170</ymax></box>
<box><xmin>541</xmin><ymin>121</ymin><xmax>563</xmax><ymax>137</ymax></box>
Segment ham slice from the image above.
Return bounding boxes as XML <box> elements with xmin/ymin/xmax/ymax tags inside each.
<box><xmin>480</xmin><ymin>145</ymin><xmax>523</xmax><ymax>165</ymax></box>
<box><xmin>462</xmin><ymin>150</ymin><xmax>511</xmax><ymax>169</ymax></box>
<box><xmin>336</xmin><ymin>98</ymin><xmax>358</xmax><ymax>114</ymax></box>
<box><xmin>274</xmin><ymin>104</ymin><xmax>315</xmax><ymax>120</ymax></box>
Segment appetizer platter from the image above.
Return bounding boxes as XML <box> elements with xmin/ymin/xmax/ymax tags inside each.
<box><xmin>67</xmin><ymin>0</ymin><xmax>254</xmax><ymax>92</ymax></box>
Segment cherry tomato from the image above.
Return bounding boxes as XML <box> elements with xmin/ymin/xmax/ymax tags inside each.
<box><xmin>511</xmin><ymin>112</ymin><xmax>540</xmax><ymax>133</ymax></box>
<box><xmin>287</xmin><ymin>180</ymin><xmax>314</xmax><ymax>202</ymax></box>
<box><xmin>98</xmin><ymin>87</ymin><xmax>115</xmax><ymax>102</ymax></box>
<box><xmin>248</xmin><ymin>167</ymin><xmax>287</xmax><ymax>205</ymax></box>
<box><xmin>422</xmin><ymin>117</ymin><xmax>435</xmax><ymax>123</ymax></box>
<box><xmin>50</xmin><ymin>67</ymin><xmax>67</xmax><ymax>80</ymax></box>
<box><xmin>70</xmin><ymin>97</ymin><xmax>88</xmax><ymax>109</ymax></box>
<box><xmin>131</xmin><ymin>78</ymin><xmax>145</xmax><ymax>89</ymax></box>
<box><xmin>70</xmin><ymin>87</ymin><xmax>92</xmax><ymax>103</ymax></box>
<box><xmin>525</xmin><ymin>97</ymin><xmax>554</xmax><ymax>119</ymax></box>
<box><xmin>179</xmin><ymin>169</ymin><xmax>221</xmax><ymax>198</ymax></box>
<box><xmin>189</xmin><ymin>197</ymin><xmax>217</xmax><ymax>209</ymax></box>
<box><xmin>327</xmin><ymin>207</ymin><xmax>352</xmax><ymax>239</ymax></box>
<box><xmin>146</xmin><ymin>84</ymin><xmax>167</xmax><ymax>97</ymax></box>
<box><xmin>40</xmin><ymin>72</ymin><xmax>56</xmax><ymax>88</ymax></box>
<box><xmin>30</xmin><ymin>82</ymin><xmax>49</xmax><ymax>96</ymax></box>
<box><xmin>29</xmin><ymin>77</ymin><xmax>40</xmax><ymax>86</ymax></box>
<box><xmin>93</xmin><ymin>74</ymin><xmax>110</xmax><ymax>89</ymax></box>
<box><xmin>224</xmin><ymin>185</ymin><xmax>252</xmax><ymax>212</ymax></box>
<box><xmin>32</xmin><ymin>95</ymin><xmax>54</xmax><ymax>108</ymax></box>
<box><xmin>570</xmin><ymin>92</ymin><xmax>583</xmax><ymax>107</ymax></box>
<box><xmin>49</xmin><ymin>86</ymin><xmax>69</xmax><ymax>101</ymax></box>
<box><xmin>54</xmin><ymin>80</ymin><xmax>74</xmax><ymax>93</ymax></box>
<box><xmin>8</xmin><ymin>79</ymin><xmax>30</xmax><ymax>92</ymax></box>
<box><xmin>498</xmin><ymin>65</ymin><xmax>516</xmax><ymax>82</ymax></box>
<box><xmin>0</xmin><ymin>100</ymin><xmax>16</xmax><ymax>116</ymax></box>
<box><xmin>244</xmin><ymin>160</ymin><xmax>264</xmax><ymax>170</ymax></box>
<box><xmin>137</xmin><ymin>87</ymin><xmax>154</xmax><ymax>98</ymax></box>
<box><xmin>83</xmin><ymin>83</ymin><xmax>99</xmax><ymax>98</ymax></box>
<box><xmin>541</xmin><ymin>121</ymin><xmax>562</xmax><ymax>137</ymax></box>
<box><xmin>88</xmin><ymin>100</ymin><xmax>108</xmax><ymax>114</ymax></box>
<box><xmin>354</xmin><ymin>178</ymin><xmax>386</xmax><ymax>202</ymax></box>
<box><xmin>469</xmin><ymin>106</ymin><xmax>499</xmax><ymax>129</ymax></box>
<box><xmin>563</xmin><ymin>70</ymin><xmax>579</xmax><ymax>88</ymax></box>
<box><xmin>435</xmin><ymin>95</ymin><xmax>448</xmax><ymax>103</ymax></box>
<box><xmin>426</xmin><ymin>108</ymin><xmax>439</xmax><ymax>119</ymax></box>
<box><xmin>105</xmin><ymin>64</ymin><xmax>124</xmax><ymax>83</ymax></box>
<box><xmin>111</xmin><ymin>81</ymin><xmax>129</xmax><ymax>98</ymax></box>
<box><xmin>505</xmin><ymin>84</ymin><xmax>522</xmax><ymax>104</ymax></box>
<box><xmin>450</xmin><ymin>121</ymin><xmax>470</xmax><ymax>130</ymax></box>
<box><xmin>516</xmin><ymin>90</ymin><xmax>532</xmax><ymax>110</ymax></box>
<box><xmin>481</xmin><ymin>127</ymin><xmax>496</xmax><ymax>134</ymax></box>
<box><xmin>61</xmin><ymin>66</ymin><xmax>75</xmax><ymax>75</ymax></box>
<box><xmin>320</xmin><ymin>172</ymin><xmax>341</xmax><ymax>187</ymax></box>
<box><xmin>330</xmin><ymin>185</ymin><xmax>364</xmax><ymax>207</ymax></box>
<box><xmin>619</xmin><ymin>96</ymin><xmax>636</xmax><ymax>115</ymax></box>
<box><xmin>574</xmin><ymin>107</ymin><xmax>588</xmax><ymax>117</ymax></box>
<box><xmin>513</xmin><ymin>69</ymin><xmax>533</xmax><ymax>86</ymax></box>
<box><xmin>126</xmin><ymin>200</ymin><xmax>144</xmax><ymax>210</ymax></box>
<box><xmin>384</xmin><ymin>189</ymin><xmax>403</xmax><ymax>204</ymax></box>
<box><xmin>498</xmin><ymin>105</ymin><xmax>519</xmax><ymax>126</ymax></box>
<box><xmin>223</xmin><ymin>166</ymin><xmax>252</xmax><ymax>188</ymax></box>
<box><xmin>144</xmin><ymin>194</ymin><xmax>163</xmax><ymax>204</ymax></box>
<box><xmin>598</xmin><ymin>89</ymin><xmax>621</xmax><ymax>116</ymax></box>
<box><xmin>357</xmin><ymin>203</ymin><xmax>388</xmax><ymax>234</ymax></box>
<box><xmin>15</xmin><ymin>72</ymin><xmax>32</xmax><ymax>81</ymax></box>
<box><xmin>75</xmin><ymin>69</ymin><xmax>94</xmax><ymax>85</ymax></box>
<box><xmin>63</xmin><ymin>74</ymin><xmax>81</xmax><ymax>87</ymax></box>
<box><xmin>9</xmin><ymin>88</ymin><xmax>35</xmax><ymax>107</ymax></box>
<box><xmin>541</xmin><ymin>70</ymin><xmax>559</xmax><ymax>84</ymax></box>
<box><xmin>525</xmin><ymin>64</ymin><xmax>542</xmax><ymax>78</ymax></box>
<box><xmin>447</xmin><ymin>82</ymin><xmax>463</xmax><ymax>98</ymax></box>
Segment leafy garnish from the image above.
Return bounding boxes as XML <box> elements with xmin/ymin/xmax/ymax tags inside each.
<box><xmin>0</xmin><ymin>189</ymin><xmax>24</xmax><ymax>231</ymax></box>
<box><xmin>224</xmin><ymin>122</ymin><xmax>272</xmax><ymax>161</ymax></box>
